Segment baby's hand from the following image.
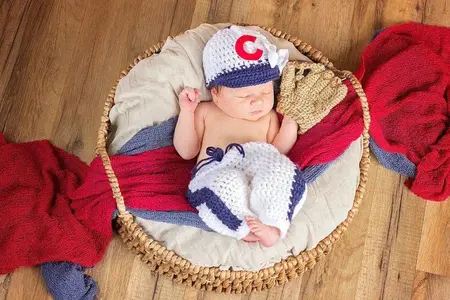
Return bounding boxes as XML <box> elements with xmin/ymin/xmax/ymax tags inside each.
<box><xmin>179</xmin><ymin>87</ymin><xmax>200</xmax><ymax>112</ymax></box>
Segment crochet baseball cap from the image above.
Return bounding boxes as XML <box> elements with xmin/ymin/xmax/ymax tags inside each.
<box><xmin>203</xmin><ymin>26</ymin><xmax>289</xmax><ymax>89</ymax></box>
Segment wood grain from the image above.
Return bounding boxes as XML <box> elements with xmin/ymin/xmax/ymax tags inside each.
<box><xmin>0</xmin><ymin>0</ymin><xmax>86</xmax><ymax>143</ymax></box>
<box><xmin>412</xmin><ymin>271</ymin><xmax>450</xmax><ymax>300</ymax></box>
<box><xmin>123</xmin><ymin>255</ymin><xmax>159</xmax><ymax>300</ymax></box>
<box><xmin>5</xmin><ymin>268</ymin><xmax>51</xmax><ymax>300</ymax></box>
<box><xmin>297</xmin><ymin>160</ymin><xmax>379</xmax><ymax>300</ymax></box>
<box><xmin>416</xmin><ymin>201</ymin><xmax>450</xmax><ymax>276</ymax></box>
<box><xmin>0</xmin><ymin>274</ymin><xmax>11</xmax><ymax>300</ymax></box>
<box><xmin>50</xmin><ymin>0</ymin><xmax>180</xmax><ymax>161</ymax></box>
<box><xmin>0</xmin><ymin>0</ymin><xmax>449</xmax><ymax>299</ymax></box>
<box><xmin>423</xmin><ymin>0</ymin><xmax>450</xmax><ymax>26</ymax></box>
<box><xmin>0</xmin><ymin>0</ymin><xmax>31</xmax><ymax>107</ymax></box>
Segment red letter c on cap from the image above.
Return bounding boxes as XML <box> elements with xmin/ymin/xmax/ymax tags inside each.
<box><xmin>235</xmin><ymin>35</ymin><xmax>263</xmax><ymax>60</ymax></box>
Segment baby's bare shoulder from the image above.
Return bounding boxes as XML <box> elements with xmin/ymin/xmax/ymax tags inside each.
<box><xmin>197</xmin><ymin>100</ymin><xmax>211</xmax><ymax>112</ymax></box>
<box><xmin>198</xmin><ymin>101</ymin><xmax>220</xmax><ymax>116</ymax></box>
<box><xmin>268</xmin><ymin>109</ymin><xmax>278</xmax><ymax>118</ymax></box>
<box><xmin>197</xmin><ymin>101</ymin><xmax>214</xmax><ymax>110</ymax></box>
<box><xmin>267</xmin><ymin>109</ymin><xmax>279</xmax><ymax>123</ymax></box>
<box><xmin>194</xmin><ymin>101</ymin><xmax>214</xmax><ymax>121</ymax></box>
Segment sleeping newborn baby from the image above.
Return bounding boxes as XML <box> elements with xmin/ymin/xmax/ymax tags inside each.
<box><xmin>174</xmin><ymin>26</ymin><xmax>307</xmax><ymax>247</ymax></box>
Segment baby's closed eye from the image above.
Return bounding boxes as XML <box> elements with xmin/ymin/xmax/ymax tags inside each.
<box><xmin>237</xmin><ymin>92</ymin><xmax>271</xmax><ymax>99</ymax></box>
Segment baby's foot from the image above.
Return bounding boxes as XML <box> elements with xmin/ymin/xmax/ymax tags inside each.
<box><xmin>242</xmin><ymin>232</ymin><xmax>260</xmax><ymax>242</ymax></box>
<box><xmin>245</xmin><ymin>216</ymin><xmax>280</xmax><ymax>247</ymax></box>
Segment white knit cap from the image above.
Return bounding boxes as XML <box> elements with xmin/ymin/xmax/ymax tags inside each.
<box><xmin>203</xmin><ymin>26</ymin><xmax>289</xmax><ymax>89</ymax></box>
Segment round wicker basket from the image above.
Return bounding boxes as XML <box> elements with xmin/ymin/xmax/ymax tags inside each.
<box><xmin>95</xmin><ymin>24</ymin><xmax>371</xmax><ymax>294</ymax></box>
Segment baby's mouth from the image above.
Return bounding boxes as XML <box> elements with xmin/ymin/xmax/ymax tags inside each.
<box><xmin>250</xmin><ymin>110</ymin><xmax>262</xmax><ymax>115</ymax></box>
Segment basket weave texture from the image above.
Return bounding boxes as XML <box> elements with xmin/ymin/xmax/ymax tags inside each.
<box><xmin>95</xmin><ymin>25</ymin><xmax>371</xmax><ymax>294</ymax></box>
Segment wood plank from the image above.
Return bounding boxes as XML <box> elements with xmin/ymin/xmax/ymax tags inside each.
<box><xmin>190</xmin><ymin>0</ymin><xmax>252</xmax><ymax>28</ymax></box>
<box><xmin>191</xmin><ymin>0</ymin><xmax>233</xmax><ymax>27</ymax></box>
<box><xmin>354</xmin><ymin>163</ymin><xmax>426</xmax><ymax>300</ymax></box>
<box><xmin>201</xmin><ymin>289</ymin><xmax>246</xmax><ymax>300</ymax></box>
<box><xmin>411</xmin><ymin>271</ymin><xmax>450</xmax><ymax>300</ymax></box>
<box><xmin>0</xmin><ymin>274</ymin><xmax>12</xmax><ymax>300</ymax></box>
<box><xmin>89</xmin><ymin>237</ymin><xmax>136</xmax><ymax>300</ymax></box>
<box><xmin>5</xmin><ymin>268</ymin><xmax>51</xmax><ymax>300</ymax></box>
<box><xmin>130</xmin><ymin>0</ymin><xmax>179</xmax><ymax>51</ymax></box>
<box><xmin>377</xmin><ymin>186</ymin><xmax>427</xmax><ymax>300</ymax></box>
<box><xmin>416</xmin><ymin>201</ymin><xmax>450</xmax><ymax>276</ymax></box>
<box><xmin>423</xmin><ymin>0</ymin><xmax>450</xmax><ymax>26</ymax></box>
<box><xmin>206</xmin><ymin>0</ymin><xmax>234</xmax><ymax>24</ymax></box>
<box><xmin>123</xmin><ymin>256</ymin><xmax>159</xmax><ymax>300</ymax></box>
<box><xmin>0</xmin><ymin>0</ymin><xmax>85</xmax><ymax>143</ymax></box>
<box><xmin>298</xmin><ymin>160</ymin><xmax>380</xmax><ymax>300</ymax></box>
<box><xmin>247</xmin><ymin>290</ymin><xmax>269</xmax><ymax>300</ymax></box>
<box><xmin>49</xmin><ymin>0</ymin><xmax>180</xmax><ymax>161</ymax></box>
<box><xmin>182</xmin><ymin>286</ymin><xmax>204</xmax><ymax>300</ymax></box>
<box><xmin>242</xmin><ymin>0</ymin><xmax>364</xmax><ymax>71</ymax></box>
<box><xmin>170</xmin><ymin>0</ymin><xmax>198</xmax><ymax>36</ymax></box>
<box><xmin>379</xmin><ymin>0</ymin><xmax>425</xmax><ymax>26</ymax></box>
<box><xmin>227</xmin><ymin>1</ymin><xmax>252</xmax><ymax>25</ymax></box>
<box><xmin>190</xmin><ymin>0</ymin><xmax>213</xmax><ymax>28</ymax></box>
<box><xmin>0</xmin><ymin>0</ymin><xmax>31</xmax><ymax>106</ymax></box>
<box><xmin>277</xmin><ymin>275</ymin><xmax>303</xmax><ymax>300</ymax></box>
<box><xmin>344</xmin><ymin>0</ymin><xmax>380</xmax><ymax>71</ymax></box>
<box><xmin>153</xmin><ymin>275</ymin><xmax>187</xmax><ymax>300</ymax></box>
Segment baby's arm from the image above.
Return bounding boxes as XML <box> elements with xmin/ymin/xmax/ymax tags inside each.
<box><xmin>268</xmin><ymin>111</ymin><xmax>298</xmax><ymax>155</ymax></box>
<box><xmin>174</xmin><ymin>87</ymin><xmax>206</xmax><ymax>160</ymax></box>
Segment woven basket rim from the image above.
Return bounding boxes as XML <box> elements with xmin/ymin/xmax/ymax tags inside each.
<box><xmin>95</xmin><ymin>23</ymin><xmax>371</xmax><ymax>294</ymax></box>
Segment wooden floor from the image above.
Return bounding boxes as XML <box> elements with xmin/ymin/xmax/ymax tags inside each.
<box><xmin>1</xmin><ymin>0</ymin><xmax>449</xmax><ymax>299</ymax></box>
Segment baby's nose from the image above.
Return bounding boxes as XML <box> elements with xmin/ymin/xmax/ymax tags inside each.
<box><xmin>250</xmin><ymin>98</ymin><xmax>263</xmax><ymax>106</ymax></box>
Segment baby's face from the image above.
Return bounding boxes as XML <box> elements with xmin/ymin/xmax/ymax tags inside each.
<box><xmin>211</xmin><ymin>81</ymin><xmax>274</xmax><ymax>121</ymax></box>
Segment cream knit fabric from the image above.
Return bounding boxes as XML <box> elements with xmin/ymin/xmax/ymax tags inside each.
<box><xmin>203</xmin><ymin>25</ymin><xmax>289</xmax><ymax>89</ymax></box>
<box><xmin>277</xmin><ymin>61</ymin><xmax>348</xmax><ymax>134</ymax></box>
<box><xmin>187</xmin><ymin>142</ymin><xmax>307</xmax><ymax>239</ymax></box>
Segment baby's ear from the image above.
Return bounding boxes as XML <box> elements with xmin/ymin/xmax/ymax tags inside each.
<box><xmin>211</xmin><ymin>87</ymin><xmax>219</xmax><ymax>103</ymax></box>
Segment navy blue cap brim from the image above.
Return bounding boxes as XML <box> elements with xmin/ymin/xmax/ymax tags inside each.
<box><xmin>206</xmin><ymin>63</ymin><xmax>280</xmax><ymax>89</ymax></box>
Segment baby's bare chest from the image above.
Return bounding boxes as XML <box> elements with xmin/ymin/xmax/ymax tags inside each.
<box><xmin>200</xmin><ymin>112</ymin><xmax>270</xmax><ymax>157</ymax></box>
<box><xmin>209</xmin><ymin>118</ymin><xmax>267</xmax><ymax>139</ymax></box>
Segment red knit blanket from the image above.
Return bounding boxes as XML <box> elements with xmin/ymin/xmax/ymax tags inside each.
<box><xmin>355</xmin><ymin>22</ymin><xmax>450</xmax><ymax>201</ymax></box>
<box><xmin>0</xmin><ymin>134</ymin><xmax>195</xmax><ymax>274</ymax></box>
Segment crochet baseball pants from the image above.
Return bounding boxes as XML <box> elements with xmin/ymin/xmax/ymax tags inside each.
<box><xmin>187</xmin><ymin>142</ymin><xmax>307</xmax><ymax>240</ymax></box>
